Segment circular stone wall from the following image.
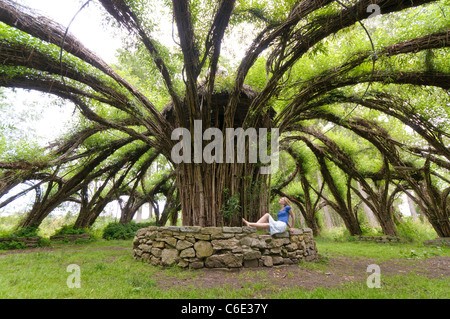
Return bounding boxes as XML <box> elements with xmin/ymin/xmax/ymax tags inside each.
<box><xmin>133</xmin><ymin>226</ymin><xmax>318</xmax><ymax>269</ymax></box>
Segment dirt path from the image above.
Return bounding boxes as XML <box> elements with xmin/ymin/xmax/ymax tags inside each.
<box><xmin>153</xmin><ymin>255</ymin><xmax>450</xmax><ymax>291</ymax></box>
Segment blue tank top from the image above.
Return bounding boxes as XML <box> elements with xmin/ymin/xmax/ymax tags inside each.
<box><xmin>277</xmin><ymin>206</ymin><xmax>291</xmax><ymax>224</ymax></box>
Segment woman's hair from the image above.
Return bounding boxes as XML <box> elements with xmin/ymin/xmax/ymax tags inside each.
<box><xmin>281</xmin><ymin>197</ymin><xmax>293</xmax><ymax>208</ymax></box>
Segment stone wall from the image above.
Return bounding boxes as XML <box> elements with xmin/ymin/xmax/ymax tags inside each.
<box><xmin>357</xmin><ymin>235</ymin><xmax>400</xmax><ymax>243</ymax></box>
<box><xmin>50</xmin><ymin>233</ymin><xmax>91</xmax><ymax>242</ymax></box>
<box><xmin>0</xmin><ymin>236</ymin><xmax>41</xmax><ymax>248</ymax></box>
<box><xmin>133</xmin><ymin>226</ymin><xmax>318</xmax><ymax>269</ymax></box>
<box><xmin>424</xmin><ymin>237</ymin><xmax>450</xmax><ymax>246</ymax></box>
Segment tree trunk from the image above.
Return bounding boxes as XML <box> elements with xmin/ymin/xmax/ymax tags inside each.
<box><xmin>19</xmin><ymin>183</ymin><xmax>64</xmax><ymax>228</ymax></box>
<box><xmin>73</xmin><ymin>186</ymin><xmax>90</xmax><ymax>229</ymax></box>
<box><xmin>377</xmin><ymin>209</ymin><xmax>399</xmax><ymax>236</ymax></box>
<box><xmin>317</xmin><ymin>158</ymin><xmax>362</xmax><ymax>236</ymax></box>
<box><xmin>416</xmin><ymin>184</ymin><xmax>450</xmax><ymax>238</ymax></box>
<box><xmin>176</xmin><ymin>161</ymin><xmax>269</xmax><ymax>226</ymax></box>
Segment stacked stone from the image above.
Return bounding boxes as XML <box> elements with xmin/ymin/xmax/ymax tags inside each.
<box><xmin>423</xmin><ymin>237</ymin><xmax>450</xmax><ymax>246</ymax></box>
<box><xmin>50</xmin><ymin>233</ymin><xmax>91</xmax><ymax>242</ymax></box>
<box><xmin>357</xmin><ymin>235</ymin><xmax>400</xmax><ymax>243</ymax></box>
<box><xmin>133</xmin><ymin>226</ymin><xmax>318</xmax><ymax>269</ymax></box>
<box><xmin>0</xmin><ymin>236</ymin><xmax>41</xmax><ymax>248</ymax></box>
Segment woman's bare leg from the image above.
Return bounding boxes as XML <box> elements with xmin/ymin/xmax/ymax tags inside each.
<box><xmin>242</xmin><ymin>213</ymin><xmax>270</xmax><ymax>230</ymax></box>
<box><xmin>242</xmin><ymin>219</ymin><xmax>269</xmax><ymax>229</ymax></box>
<box><xmin>256</xmin><ymin>213</ymin><xmax>270</xmax><ymax>223</ymax></box>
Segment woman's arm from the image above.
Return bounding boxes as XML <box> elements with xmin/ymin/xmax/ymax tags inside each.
<box><xmin>288</xmin><ymin>209</ymin><xmax>295</xmax><ymax>232</ymax></box>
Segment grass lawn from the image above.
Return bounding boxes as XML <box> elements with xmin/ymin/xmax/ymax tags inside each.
<box><xmin>0</xmin><ymin>238</ymin><xmax>448</xmax><ymax>299</ymax></box>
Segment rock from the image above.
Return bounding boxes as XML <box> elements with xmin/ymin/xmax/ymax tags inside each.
<box><xmin>211</xmin><ymin>233</ymin><xmax>235</xmax><ymax>239</ymax></box>
<box><xmin>138</xmin><ymin>244</ymin><xmax>152</xmax><ymax>253</ymax></box>
<box><xmin>194</xmin><ymin>240</ymin><xmax>214</xmax><ymax>258</ymax></box>
<box><xmin>260</xmin><ymin>235</ymin><xmax>273</xmax><ymax>242</ymax></box>
<box><xmin>270</xmin><ymin>247</ymin><xmax>281</xmax><ymax>254</ymax></box>
<box><xmin>244</xmin><ymin>259</ymin><xmax>259</xmax><ymax>268</ymax></box>
<box><xmin>179</xmin><ymin>248</ymin><xmax>196</xmax><ymax>258</ymax></box>
<box><xmin>285</xmin><ymin>243</ymin><xmax>298</xmax><ymax>252</ymax></box>
<box><xmin>243</xmin><ymin>249</ymin><xmax>261</xmax><ymax>260</ymax></box>
<box><xmin>180</xmin><ymin>226</ymin><xmax>201</xmax><ymax>233</ymax></box>
<box><xmin>268</xmin><ymin>238</ymin><xmax>290</xmax><ymax>248</ymax></box>
<box><xmin>176</xmin><ymin>240</ymin><xmax>193</xmax><ymax>251</ymax></box>
<box><xmin>205</xmin><ymin>254</ymin><xmax>243</xmax><ymax>268</ymax></box>
<box><xmin>298</xmin><ymin>240</ymin><xmax>306</xmax><ymax>250</ymax></box>
<box><xmin>239</xmin><ymin>237</ymin><xmax>253</xmax><ymax>247</ymax></box>
<box><xmin>200</xmin><ymin>227</ymin><xmax>222</xmax><ymax>235</ymax></box>
<box><xmin>150</xmin><ymin>256</ymin><xmax>160</xmax><ymax>266</ymax></box>
<box><xmin>239</xmin><ymin>237</ymin><xmax>267</xmax><ymax>249</ymax></box>
<box><xmin>135</xmin><ymin>228</ymin><xmax>147</xmax><ymax>237</ymax></box>
<box><xmin>272</xmin><ymin>256</ymin><xmax>284</xmax><ymax>265</ymax></box>
<box><xmin>151</xmin><ymin>248</ymin><xmax>162</xmax><ymax>258</ymax></box>
<box><xmin>211</xmin><ymin>238</ymin><xmax>239</xmax><ymax>250</ymax></box>
<box><xmin>177</xmin><ymin>259</ymin><xmax>189</xmax><ymax>268</ymax></box>
<box><xmin>261</xmin><ymin>255</ymin><xmax>272</xmax><ymax>267</ymax></box>
<box><xmin>193</xmin><ymin>234</ymin><xmax>210</xmax><ymax>240</ymax></box>
<box><xmin>161</xmin><ymin>237</ymin><xmax>177</xmax><ymax>248</ymax></box>
<box><xmin>222</xmin><ymin>227</ymin><xmax>243</xmax><ymax>233</ymax></box>
<box><xmin>152</xmin><ymin>241</ymin><xmax>165</xmax><ymax>249</ymax></box>
<box><xmin>134</xmin><ymin>226</ymin><xmax>318</xmax><ymax>269</ymax></box>
<box><xmin>242</xmin><ymin>226</ymin><xmax>257</xmax><ymax>233</ymax></box>
<box><xmin>189</xmin><ymin>261</ymin><xmax>204</xmax><ymax>269</ymax></box>
<box><xmin>291</xmin><ymin>229</ymin><xmax>303</xmax><ymax>235</ymax></box>
<box><xmin>272</xmin><ymin>231</ymin><xmax>290</xmax><ymax>238</ymax></box>
<box><xmin>145</xmin><ymin>230</ymin><xmax>157</xmax><ymax>240</ymax></box>
<box><xmin>161</xmin><ymin>249</ymin><xmax>178</xmax><ymax>266</ymax></box>
<box><xmin>252</xmin><ymin>239</ymin><xmax>267</xmax><ymax>249</ymax></box>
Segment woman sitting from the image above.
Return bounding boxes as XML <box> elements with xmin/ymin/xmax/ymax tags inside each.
<box><xmin>242</xmin><ymin>197</ymin><xmax>296</xmax><ymax>235</ymax></box>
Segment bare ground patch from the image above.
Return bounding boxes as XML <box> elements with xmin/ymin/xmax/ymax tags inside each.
<box><xmin>153</xmin><ymin>256</ymin><xmax>450</xmax><ymax>291</ymax></box>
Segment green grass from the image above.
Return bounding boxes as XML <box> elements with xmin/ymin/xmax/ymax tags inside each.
<box><xmin>0</xmin><ymin>239</ymin><xmax>448</xmax><ymax>299</ymax></box>
<box><xmin>315</xmin><ymin>238</ymin><xmax>450</xmax><ymax>261</ymax></box>
<box><xmin>272</xmin><ymin>274</ymin><xmax>450</xmax><ymax>299</ymax></box>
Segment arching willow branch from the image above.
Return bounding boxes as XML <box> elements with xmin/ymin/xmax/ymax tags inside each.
<box><xmin>276</xmin><ymin>30</ymin><xmax>450</xmax><ymax>129</ymax></box>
